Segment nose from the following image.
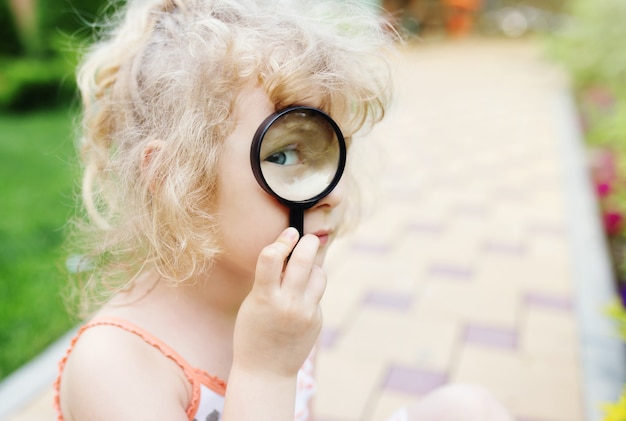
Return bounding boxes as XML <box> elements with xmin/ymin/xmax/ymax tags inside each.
<box><xmin>312</xmin><ymin>176</ymin><xmax>346</xmax><ymax>210</ymax></box>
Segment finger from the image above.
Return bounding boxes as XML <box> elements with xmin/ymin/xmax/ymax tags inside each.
<box><xmin>281</xmin><ymin>234</ymin><xmax>320</xmax><ymax>293</ymax></box>
<box><xmin>304</xmin><ymin>265</ymin><xmax>327</xmax><ymax>306</ymax></box>
<box><xmin>254</xmin><ymin>227</ymin><xmax>299</xmax><ymax>291</ymax></box>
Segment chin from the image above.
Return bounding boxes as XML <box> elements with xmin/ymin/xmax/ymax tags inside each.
<box><xmin>314</xmin><ymin>249</ymin><xmax>329</xmax><ymax>267</ymax></box>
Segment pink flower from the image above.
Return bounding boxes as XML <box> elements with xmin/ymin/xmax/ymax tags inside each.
<box><xmin>597</xmin><ymin>182</ymin><xmax>612</xmax><ymax>197</ymax></box>
<box><xmin>589</xmin><ymin>148</ymin><xmax>618</xmax><ymax>200</ymax></box>
<box><xmin>584</xmin><ymin>86</ymin><xmax>616</xmax><ymax>111</ymax></box>
<box><xmin>589</xmin><ymin>148</ymin><xmax>616</xmax><ymax>180</ymax></box>
<box><xmin>604</xmin><ymin>211</ymin><xmax>624</xmax><ymax>236</ymax></box>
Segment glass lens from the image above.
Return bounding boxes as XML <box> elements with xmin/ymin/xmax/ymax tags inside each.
<box><xmin>259</xmin><ymin>109</ymin><xmax>341</xmax><ymax>202</ymax></box>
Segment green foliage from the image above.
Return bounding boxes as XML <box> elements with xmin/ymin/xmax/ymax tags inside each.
<box><xmin>0</xmin><ymin>54</ymin><xmax>78</xmax><ymax>111</ymax></box>
<box><xmin>1</xmin><ymin>0</ymin><xmax>119</xmax><ymax>56</ymax></box>
<box><xmin>0</xmin><ymin>0</ymin><xmax>120</xmax><ymax>111</ymax></box>
<box><xmin>545</xmin><ymin>0</ymin><xmax>626</xmax><ymax>149</ymax></box>
<box><xmin>546</xmin><ymin>0</ymin><xmax>626</xmax><ymax>95</ymax></box>
<box><xmin>41</xmin><ymin>0</ymin><xmax>116</xmax><ymax>38</ymax></box>
<box><xmin>592</xmin><ymin>103</ymin><xmax>626</xmax><ymax>154</ymax></box>
<box><xmin>545</xmin><ymin>0</ymin><xmax>626</xmax><ymax>153</ymax></box>
<box><xmin>0</xmin><ymin>0</ymin><xmax>21</xmax><ymax>56</ymax></box>
<box><xmin>0</xmin><ymin>107</ymin><xmax>78</xmax><ymax>380</ymax></box>
<box><xmin>495</xmin><ymin>0</ymin><xmax>568</xmax><ymax>12</ymax></box>
<box><xmin>545</xmin><ymin>0</ymin><xmax>626</xmax><ymax>230</ymax></box>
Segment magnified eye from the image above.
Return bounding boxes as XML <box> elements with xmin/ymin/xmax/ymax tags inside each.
<box><xmin>265</xmin><ymin>145</ymin><xmax>300</xmax><ymax>165</ymax></box>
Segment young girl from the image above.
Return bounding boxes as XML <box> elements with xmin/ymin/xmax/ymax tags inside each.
<box><xmin>54</xmin><ymin>0</ymin><xmax>514</xmax><ymax>420</ymax></box>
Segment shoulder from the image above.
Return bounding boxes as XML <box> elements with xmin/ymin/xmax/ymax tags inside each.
<box><xmin>58</xmin><ymin>323</ymin><xmax>192</xmax><ymax>421</ymax></box>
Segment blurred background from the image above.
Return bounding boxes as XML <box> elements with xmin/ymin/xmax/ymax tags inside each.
<box><xmin>3</xmin><ymin>0</ymin><xmax>626</xmax><ymax>418</ymax></box>
<box><xmin>0</xmin><ymin>0</ymin><xmax>114</xmax><ymax>384</ymax></box>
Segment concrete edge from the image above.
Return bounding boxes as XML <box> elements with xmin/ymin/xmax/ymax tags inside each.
<box><xmin>0</xmin><ymin>326</ymin><xmax>78</xmax><ymax>421</ymax></box>
<box><xmin>555</xmin><ymin>89</ymin><xmax>626</xmax><ymax>421</ymax></box>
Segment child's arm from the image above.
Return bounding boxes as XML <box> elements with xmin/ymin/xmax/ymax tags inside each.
<box><xmin>224</xmin><ymin>227</ymin><xmax>326</xmax><ymax>421</ymax></box>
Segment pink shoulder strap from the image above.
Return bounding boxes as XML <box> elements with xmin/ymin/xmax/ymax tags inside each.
<box><xmin>53</xmin><ymin>317</ymin><xmax>226</xmax><ymax>421</ymax></box>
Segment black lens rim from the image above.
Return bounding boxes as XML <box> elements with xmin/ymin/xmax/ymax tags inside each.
<box><xmin>250</xmin><ymin>105</ymin><xmax>347</xmax><ymax>209</ymax></box>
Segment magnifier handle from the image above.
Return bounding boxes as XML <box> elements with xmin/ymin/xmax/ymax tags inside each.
<box><xmin>289</xmin><ymin>209</ymin><xmax>304</xmax><ymax>238</ymax></box>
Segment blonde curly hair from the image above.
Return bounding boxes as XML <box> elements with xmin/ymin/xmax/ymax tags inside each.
<box><xmin>69</xmin><ymin>0</ymin><xmax>396</xmax><ymax>315</ymax></box>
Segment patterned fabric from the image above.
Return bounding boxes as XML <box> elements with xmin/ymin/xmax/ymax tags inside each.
<box><xmin>54</xmin><ymin>317</ymin><xmax>316</xmax><ymax>421</ymax></box>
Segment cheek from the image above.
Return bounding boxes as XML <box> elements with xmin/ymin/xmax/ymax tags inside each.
<box><xmin>214</xmin><ymin>153</ymin><xmax>293</xmax><ymax>265</ymax></box>
<box><xmin>217</xmin><ymin>190</ymin><xmax>290</xmax><ymax>256</ymax></box>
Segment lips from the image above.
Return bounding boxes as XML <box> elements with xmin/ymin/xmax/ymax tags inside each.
<box><xmin>312</xmin><ymin>230</ymin><xmax>332</xmax><ymax>246</ymax></box>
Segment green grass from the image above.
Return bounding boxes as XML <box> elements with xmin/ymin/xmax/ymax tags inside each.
<box><xmin>0</xmin><ymin>107</ymin><xmax>78</xmax><ymax>380</ymax></box>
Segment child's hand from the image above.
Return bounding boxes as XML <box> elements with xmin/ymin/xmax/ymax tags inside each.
<box><xmin>232</xmin><ymin>227</ymin><xmax>326</xmax><ymax>378</ymax></box>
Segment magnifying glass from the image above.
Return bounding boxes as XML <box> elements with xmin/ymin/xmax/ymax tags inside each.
<box><xmin>250</xmin><ymin>106</ymin><xmax>347</xmax><ymax>237</ymax></box>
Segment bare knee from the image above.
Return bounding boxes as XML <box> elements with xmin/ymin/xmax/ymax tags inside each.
<box><xmin>406</xmin><ymin>383</ymin><xmax>514</xmax><ymax>421</ymax></box>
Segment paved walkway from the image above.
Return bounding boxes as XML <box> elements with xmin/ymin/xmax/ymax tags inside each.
<box><xmin>314</xmin><ymin>39</ymin><xmax>622</xmax><ymax>421</ymax></box>
<box><xmin>3</xmin><ymin>38</ymin><xmax>623</xmax><ymax>421</ymax></box>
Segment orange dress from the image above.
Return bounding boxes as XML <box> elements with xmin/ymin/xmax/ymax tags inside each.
<box><xmin>53</xmin><ymin>317</ymin><xmax>316</xmax><ymax>421</ymax></box>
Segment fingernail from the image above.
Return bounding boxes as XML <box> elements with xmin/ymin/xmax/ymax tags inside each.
<box><xmin>282</xmin><ymin>227</ymin><xmax>298</xmax><ymax>241</ymax></box>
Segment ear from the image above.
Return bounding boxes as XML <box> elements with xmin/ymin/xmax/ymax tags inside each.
<box><xmin>142</xmin><ymin>139</ymin><xmax>166</xmax><ymax>193</ymax></box>
<box><xmin>142</xmin><ymin>139</ymin><xmax>165</xmax><ymax>168</ymax></box>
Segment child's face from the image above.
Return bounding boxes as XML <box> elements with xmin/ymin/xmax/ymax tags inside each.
<box><xmin>214</xmin><ymin>85</ymin><xmax>346</xmax><ymax>279</ymax></box>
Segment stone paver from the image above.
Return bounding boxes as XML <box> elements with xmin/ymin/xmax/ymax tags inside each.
<box><xmin>7</xmin><ymin>389</ymin><xmax>55</xmax><ymax>421</ymax></box>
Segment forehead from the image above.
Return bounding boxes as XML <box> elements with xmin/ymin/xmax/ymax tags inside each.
<box><xmin>226</xmin><ymin>86</ymin><xmax>275</xmax><ymax>155</ymax></box>
<box><xmin>237</xmin><ymin>80</ymin><xmax>326</xmax><ymax>110</ymax></box>
<box><xmin>231</xmin><ymin>83</ymin><xmax>330</xmax><ymax>134</ymax></box>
